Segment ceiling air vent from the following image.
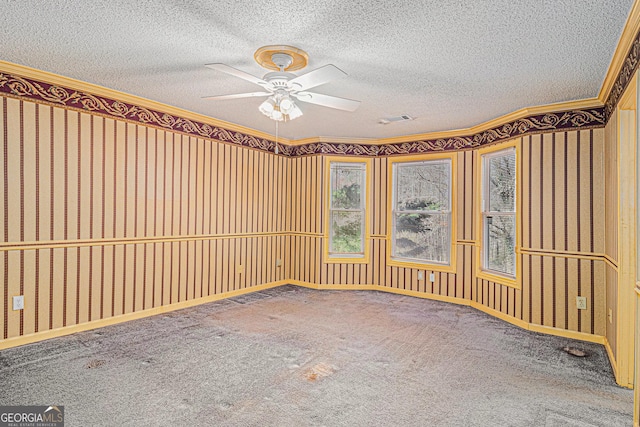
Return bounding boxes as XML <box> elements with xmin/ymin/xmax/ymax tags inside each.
<box><xmin>379</xmin><ymin>115</ymin><xmax>415</xmax><ymax>125</ymax></box>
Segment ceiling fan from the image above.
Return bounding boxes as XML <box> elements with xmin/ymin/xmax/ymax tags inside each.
<box><xmin>203</xmin><ymin>45</ymin><xmax>360</xmax><ymax>121</ymax></box>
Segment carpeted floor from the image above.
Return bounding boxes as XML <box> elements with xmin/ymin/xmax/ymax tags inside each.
<box><xmin>0</xmin><ymin>285</ymin><xmax>633</xmax><ymax>426</ymax></box>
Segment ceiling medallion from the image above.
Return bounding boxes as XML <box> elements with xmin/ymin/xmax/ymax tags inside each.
<box><xmin>253</xmin><ymin>45</ymin><xmax>309</xmax><ymax>71</ymax></box>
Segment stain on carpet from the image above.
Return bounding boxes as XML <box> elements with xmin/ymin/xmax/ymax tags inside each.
<box><xmin>85</xmin><ymin>359</ymin><xmax>106</xmax><ymax>369</ymax></box>
<box><xmin>303</xmin><ymin>362</ymin><xmax>335</xmax><ymax>382</ymax></box>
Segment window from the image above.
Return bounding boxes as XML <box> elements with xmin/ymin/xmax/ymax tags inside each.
<box><xmin>391</xmin><ymin>159</ymin><xmax>452</xmax><ymax>265</ymax></box>
<box><xmin>328</xmin><ymin>161</ymin><xmax>367</xmax><ymax>259</ymax></box>
<box><xmin>481</xmin><ymin>148</ymin><xmax>516</xmax><ymax>277</ymax></box>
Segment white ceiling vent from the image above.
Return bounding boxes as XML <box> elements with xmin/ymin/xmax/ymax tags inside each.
<box><xmin>379</xmin><ymin>115</ymin><xmax>415</xmax><ymax>125</ymax></box>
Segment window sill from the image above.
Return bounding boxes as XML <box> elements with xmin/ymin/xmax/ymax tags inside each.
<box><xmin>325</xmin><ymin>255</ymin><xmax>368</xmax><ymax>264</ymax></box>
<box><xmin>476</xmin><ymin>269</ymin><xmax>519</xmax><ymax>289</ymax></box>
<box><xmin>387</xmin><ymin>258</ymin><xmax>455</xmax><ymax>273</ymax></box>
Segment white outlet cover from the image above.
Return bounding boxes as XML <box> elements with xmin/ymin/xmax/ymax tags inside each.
<box><xmin>576</xmin><ymin>296</ymin><xmax>587</xmax><ymax>310</ymax></box>
<box><xmin>13</xmin><ymin>295</ymin><xmax>24</xmax><ymax>311</ymax></box>
<box><xmin>417</xmin><ymin>272</ymin><xmax>424</xmax><ymax>280</ymax></box>
<box><xmin>430</xmin><ymin>272</ymin><xmax>435</xmax><ymax>282</ymax></box>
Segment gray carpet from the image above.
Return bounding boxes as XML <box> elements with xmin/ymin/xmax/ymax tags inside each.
<box><xmin>0</xmin><ymin>285</ymin><xmax>633</xmax><ymax>426</ymax></box>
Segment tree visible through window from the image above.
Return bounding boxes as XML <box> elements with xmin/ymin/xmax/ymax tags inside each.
<box><xmin>392</xmin><ymin>159</ymin><xmax>452</xmax><ymax>264</ymax></box>
<box><xmin>482</xmin><ymin>148</ymin><xmax>516</xmax><ymax>276</ymax></box>
<box><xmin>329</xmin><ymin>162</ymin><xmax>366</xmax><ymax>257</ymax></box>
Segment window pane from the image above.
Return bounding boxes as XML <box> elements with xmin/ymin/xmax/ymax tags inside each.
<box><xmin>331</xmin><ymin>165</ymin><xmax>363</xmax><ymax>209</ymax></box>
<box><xmin>485</xmin><ymin>215</ymin><xmax>516</xmax><ymax>275</ymax></box>
<box><xmin>488</xmin><ymin>152</ymin><xmax>515</xmax><ymax>212</ymax></box>
<box><xmin>396</xmin><ymin>162</ymin><xmax>450</xmax><ymax>211</ymax></box>
<box><xmin>330</xmin><ymin>211</ymin><xmax>363</xmax><ymax>254</ymax></box>
<box><xmin>393</xmin><ymin>213</ymin><xmax>450</xmax><ymax>263</ymax></box>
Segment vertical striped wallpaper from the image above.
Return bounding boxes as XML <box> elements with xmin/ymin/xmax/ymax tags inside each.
<box><xmin>0</xmin><ymin>97</ymin><xmax>289</xmax><ymax>341</ymax></box>
<box><xmin>290</xmin><ymin>130</ymin><xmax>609</xmax><ymax>337</ymax></box>
<box><xmin>0</xmin><ymin>93</ymin><xmax>615</xmax><ymax>346</ymax></box>
<box><xmin>605</xmin><ymin>110</ymin><xmax>619</xmax><ymax>261</ymax></box>
<box><xmin>519</xmin><ymin>130</ymin><xmax>606</xmax><ymax>336</ymax></box>
<box><xmin>521</xmin><ymin>130</ymin><xmax>605</xmax><ymax>255</ymax></box>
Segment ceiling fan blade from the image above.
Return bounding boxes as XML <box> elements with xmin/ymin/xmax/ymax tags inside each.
<box><xmin>205</xmin><ymin>63</ymin><xmax>270</xmax><ymax>87</ymax></box>
<box><xmin>288</xmin><ymin>64</ymin><xmax>347</xmax><ymax>91</ymax></box>
<box><xmin>202</xmin><ymin>91</ymin><xmax>271</xmax><ymax>100</ymax></box>
<box><xmin>293</xmin><ymin>91</ymin><xmax>361</xmax><ymax>112</ymax></box>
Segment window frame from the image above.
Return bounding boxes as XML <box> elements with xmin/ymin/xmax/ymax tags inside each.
<box><xmin>476</xmin><ymin>142</ymin><xmax>521</xmax><ymax>289</ymax></box>
<box><xmin>324</xmin><ymin>157</ymin><xmax>371</xmax><ymax>264</ymax></box>
<box><xmin>387</xmin><ymin>153</ymin><xmax>457</xmax><ymax>272</ymax></box>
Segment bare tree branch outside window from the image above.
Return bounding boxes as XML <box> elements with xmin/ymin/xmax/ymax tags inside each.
<box><xmin>392</xmin><ymin>160</ymin><xmax>451</xmax><ymax>264</ymax></box>
<box><xmin>482</xmin><ymin>149</ymin><xmax>516</xmax><ymax>276</ymax></box>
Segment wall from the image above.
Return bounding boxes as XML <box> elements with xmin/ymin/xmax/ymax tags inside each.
<box><xmin>0</xmin><ymin>96</ymin><xmax>290</xmax><ymax>344</ymax></box>
<box><xmin>0</xmin><ymin>87</ymin><xmax>609</xmax><ymax>348</ymax></box>
<box><xmin>289</xmin><ymin>130</ymin><xmax>607</xmax><ymax>338</ymax></box>
<box><xmin>605</xmin><ymin>108</ymin><xmax>619</xmax><ymax>363</ymax></box>
<box><xmin>520</xmin><ymin>130</ymin><xmax>606</xmax><ymax>336</ymax></box>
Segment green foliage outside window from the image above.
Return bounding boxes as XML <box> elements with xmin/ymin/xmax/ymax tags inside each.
<box><xmin>332</xmin><ymin>182</ymin><xmax>361</xmax><ymax>210</ymax></box>
<box><xmin>331</xmin><ymin>212</ymin><xmax>362</xmax><ymax>253</ymax></box>
<box><xmin>329</xmin><ymin>164</ymin><xmax>365</xmax><ymax>255</ymax></box>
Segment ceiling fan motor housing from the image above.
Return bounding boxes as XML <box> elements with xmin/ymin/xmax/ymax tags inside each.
<box><xmin>262</xmin><ymin>71</ymin><xmax>296</xmax><ymax>88</ymax></box>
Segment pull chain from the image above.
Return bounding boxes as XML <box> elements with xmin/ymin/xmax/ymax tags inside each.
<box><xmin>274</xmin><ymin>120</ymin><xmax>279</xmax><ymax>155</ymax></box>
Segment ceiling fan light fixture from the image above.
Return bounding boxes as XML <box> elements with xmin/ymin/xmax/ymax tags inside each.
<box><xmin>271</xmin><ymin>108</ymin><xmax>284</xmax><ymax>121</ymax></box>
<box><xmin>258</xmin><ymin>94</ymin><xmax>302</xmax><ymax>121</ymax></box>
<box><xmin>279</xmin><ymin>96</ymin><xmax>294</xmax><ymax>113</ymax></box>
<box><xmin>288</xmin><ymin>104</ymin><xmax>303</xmax><ymax>120</ymax></box>
<box><xmin>259</xmin><ymin>97</ymin><xmax>276</xmax><ymax>115</ymax></box>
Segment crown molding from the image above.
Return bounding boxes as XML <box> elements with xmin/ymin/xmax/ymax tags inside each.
<box><xmin>599</xmin><ymin>0</ymin><xmax>640</xmax><ymax>104</ymax></box>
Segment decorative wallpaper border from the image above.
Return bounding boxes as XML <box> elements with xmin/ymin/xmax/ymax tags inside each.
<box><xmin>0</xmin><ymin>71</ymin><xmax>608</xmax><ymax>157</ymax></box>
<box><xmin>287</xmin><ymin>109</ymin><xmax>605</xmax><ymax>156</ymax></box>
<box><xmin>604</xmin><ymin>20</ymin><xmax>640</xmax><ymax>120</ymax></box>
<box><xmin>0</xmin><ymin>72</ymin><xmax>278</xmax><ymax>153</ymax></box>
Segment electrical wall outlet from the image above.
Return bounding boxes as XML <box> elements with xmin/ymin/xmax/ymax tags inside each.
<box><xmin>608</xmin><ymin>308</ymin><xmax>613</xmax><ymax>323</ymax></box>
<box><xmin>237</xmin><ymin>264</ymin><xmax>244</xmax><ymax>274</ymax></box>
<box><xmin>576</xmin><ymin>296</ymin><xmax>587</xmax><ymax>310</ymax></box>
<box><xmin>13</xmin><ymin>295</ymin><xmax>24</xmax><ymax>311</ymax></box>
<box><xmin>417</xmin><ymin>271</ymin><xmax>424</xmax><ymax>280</ymax></box>
<box><xmin>430</xmin><ymin>272</ymin><xmax>435</xmax><ymax>282</ymax></box>
<box><xmin>276</xmin><ymin>259</ymin><xmax>282</xmax><ymax>267</ymax></box>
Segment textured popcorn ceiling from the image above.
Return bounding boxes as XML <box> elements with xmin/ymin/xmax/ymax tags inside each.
<box><xmin>0</xmin><ymin>0</ymin><xmax>634</xmax><ymax>140</ymax></box>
